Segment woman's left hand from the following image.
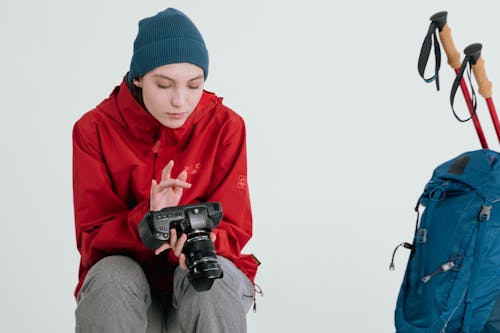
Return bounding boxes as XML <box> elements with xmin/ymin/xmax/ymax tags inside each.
<box><xmin>150</xmin><ymin>160</ymin><xmax>191</xmax><ymax>211</ymax></box>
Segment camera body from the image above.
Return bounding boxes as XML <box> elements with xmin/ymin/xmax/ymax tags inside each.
<box><xmin>138</xmin><ymin>202</ymin><xmax>224</xmax><ymax>291</ymax></box>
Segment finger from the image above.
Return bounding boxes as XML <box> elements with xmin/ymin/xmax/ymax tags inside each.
<box><xmin>177</xmin><ymin>169</ymin><xmax>188</xmax><ymax>182</ymax></box>
<box><xmin>169</xmin><ymin>228</ymin><xmax>178</xmax><ymax>248</ymax></box>
<box><xmin>174</xmin><ymin>233</ymin><xmax>187</xmax><ymax>257</ymax></box>
<box><xmin>150</xmin><ymin>179</ymin><xmax>158</xmax><ymax>211</ymax></box>
<box><xmin>161</xmin><ymin>160</ymin><xmax>174</xmax><ymax>182</ymax></box>
<box><xmin>210</xmin><ymin>232</ymin><xmax>217</xmax><ymax>243</ymax></box>
<box><xmin>155</xmin><ymin>242</ymin><xmax>171</xmax><ymax>255</ymax></box>
<box><xmin>179</xmin><ymin>253</ymin><xmax>188</xmax><ymax>270</ymax></box>
<box><xmin>150</xmin><ymin>179</ymin><xmax>157</xmax><ymax>195</ymax></box>
<box><xmin>156</xmin><ymin>179</ymin><xmax>192</xmax><ymax>189</ymax></box>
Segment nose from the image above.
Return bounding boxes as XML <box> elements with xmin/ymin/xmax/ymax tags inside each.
<box><xmin>170</xmin><ymin>88</ymin><xmax>184</xmax><ymax>108</ymax></box>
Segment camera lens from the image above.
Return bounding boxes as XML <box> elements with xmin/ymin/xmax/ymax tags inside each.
<box><xmin>182</xmin><ymin>231</ymin><xmax>223</xmax><ymax>291</ymax></box>
<box><xmin>140</xmin><ymin>202</ymin><xmax>225</xmax><ymax>291</ymax></box>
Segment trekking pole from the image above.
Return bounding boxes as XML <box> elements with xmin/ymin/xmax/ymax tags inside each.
<box><xmin>464</xmin><ymin>43</ymin><xmax>500</xmax><ymax>145</ymax></box>
<box><xmin>419</xmin><ymin>11</ymin><xmax>489</xmax><ymax>148</ymax></box>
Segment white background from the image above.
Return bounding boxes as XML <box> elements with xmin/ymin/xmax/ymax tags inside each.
<box><xmin>2</xmin><ymin>0</ymin><xmax>500</xmax><ymax>332</ymax></box>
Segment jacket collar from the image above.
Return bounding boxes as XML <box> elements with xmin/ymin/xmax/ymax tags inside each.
<box><xmin>108</xmin><ymin>80</ymin><xmax>219</xmax><ymax>144</ymax></box>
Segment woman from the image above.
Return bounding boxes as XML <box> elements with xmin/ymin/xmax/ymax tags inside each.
<box><xmin>73</xmin><ymin>8</ymin><xmax>259</xmax><ymax>332</ymax></box>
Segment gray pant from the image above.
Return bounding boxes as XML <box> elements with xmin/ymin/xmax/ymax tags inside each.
<box><xmin>75</xmin><ymin>255</ymin><xmax>254</xmax><ymax>333</ymax></box>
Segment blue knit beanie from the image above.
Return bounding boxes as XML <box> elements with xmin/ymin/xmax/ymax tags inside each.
<box><xmin>128</xmin><ymin>8</ymin><xmax>209</xmax><ymax>83</ymax></box>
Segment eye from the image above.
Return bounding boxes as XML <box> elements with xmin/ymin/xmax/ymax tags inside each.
<box><xmin>188</xmin><ymin>78</ymin><xmax>203</xmax><ymax>90</ymax></box>
<box><xmin>157</xmin><ymin>84</ymin><xmax>172</xmax><ymax>89</ymax></box>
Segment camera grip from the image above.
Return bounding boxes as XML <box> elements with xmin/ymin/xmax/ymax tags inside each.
<box><xmin>138</xmin><ymin>212</ymin><xmax>167</xmax><ymax>250</ymax></box>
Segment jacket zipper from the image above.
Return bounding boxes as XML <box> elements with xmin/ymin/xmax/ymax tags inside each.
<box><xmin>152</xmin><ymin>138</ymin><xmax>161</xmax><ymax>179</ymax></box>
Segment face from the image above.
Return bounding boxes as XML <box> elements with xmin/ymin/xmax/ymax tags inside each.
<box><xmin>133</xmin><ymin>63</ymin><xmax>205</xmax><ymax>129</ymax></box>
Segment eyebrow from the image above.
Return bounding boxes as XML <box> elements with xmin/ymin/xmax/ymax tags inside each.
<box><xmin>152</xmin><ymin>74</ymin><xmax>204</xmax><ymax>81</ymax></box>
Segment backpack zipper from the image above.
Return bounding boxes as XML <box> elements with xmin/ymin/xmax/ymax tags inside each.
<box><xmin>422</xmin><ymin>254</ymin><xmax>463</xmax><ymax>283</ymax></box>
<box><xmin>417</xmin><ymin>182</ymin><xmax>449</xmax><ymax>294</ymax></box>
<box><xmin>440</xmin><ymin>290</ymin><xmax>467</xmax><ymax>333</ymax></box>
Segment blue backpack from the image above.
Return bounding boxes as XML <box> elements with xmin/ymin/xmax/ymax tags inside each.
<box><xmin>393</xmin><ymin>149</ymin><xmax>500</xmax><ymax>333</ymax></box>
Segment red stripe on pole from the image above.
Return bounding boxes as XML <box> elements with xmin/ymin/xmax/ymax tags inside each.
<box><xmin>485</xmin><ymin>97</ymin><xmax>500</xmax><ymax>144</ymax></box>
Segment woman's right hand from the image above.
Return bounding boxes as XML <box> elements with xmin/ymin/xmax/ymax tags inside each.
<box><xmin>150</xmin><ymin>160</ymin><xmax>191</xmax><ymax>211</ymax></box>
<box><xmin>155</xmin><ymin>229</ymin><xmax>217</xmax><ymax>270</ymax></box>
<box><xmin>155</xmin><ymin>228</ymin><xmax>188</xmax><ymax>269</ymax></box>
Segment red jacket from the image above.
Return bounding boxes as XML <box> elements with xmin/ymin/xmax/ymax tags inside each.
<box><xmin>73</xmin><ymin>80</ymin><xmax>258</xmax><ymax>296</ymax></box>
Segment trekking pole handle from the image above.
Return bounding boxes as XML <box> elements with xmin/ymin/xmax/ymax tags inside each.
<box><xmin>430</xmin><ymin>11</ymin><xmax>461</xmax><ymax>69</ymax></box>
<box><xmin>465</xmin><ymin>43</ymin><xmax>493</xmax><ymax>99</ymax></box>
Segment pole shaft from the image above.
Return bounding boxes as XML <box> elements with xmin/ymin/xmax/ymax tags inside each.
<box><xmin>486</xmin><ymin>97</ymin><xmax>500</xmax><ymax>144</ymax></box>
<box><xmin>456</xmin><ymin>67</ymin><xmax>489</xmax><ymax>148</ymax></box>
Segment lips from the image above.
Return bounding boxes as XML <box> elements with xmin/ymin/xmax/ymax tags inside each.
<box><xmin>166</xmin><ymin>113</ymin><xmax>186</xmax><ymax>119</ymax></box>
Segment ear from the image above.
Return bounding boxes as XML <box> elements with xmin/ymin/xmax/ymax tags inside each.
<box><xmin>133</xmin><ymin>77</ymin><xmax>143</xmax><ymax>88</ymax></box>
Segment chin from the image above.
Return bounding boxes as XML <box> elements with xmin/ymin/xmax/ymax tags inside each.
<box><xmin>161</xmin><ymin>119</ymin><xmax>186</xmax><ymax>129</ymax></box>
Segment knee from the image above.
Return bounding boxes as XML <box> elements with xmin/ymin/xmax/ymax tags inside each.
<box><xmin>173</xmin><ymin>256</ymin><xmax>253</xmax><ymax>310</ymax></box>
<box><xmin>79</xmin><ymin>255</ymin><xmax>149</xmax><ymax>300</ymax></box>
<box><xmin>171</xmin><ymin>257</ymin><xmax>252</xmax><ymax>331</ymax></box>
<box><xmin>76</xmin><ymin>256</ymin><xmax>152</xmax><ymax>331</ymax></box>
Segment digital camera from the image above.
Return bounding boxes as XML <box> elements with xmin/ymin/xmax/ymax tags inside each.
<box><xmin>138</xmin><ymin>202</ymin><xmax>224</xmax><ymax>291</ymax></box>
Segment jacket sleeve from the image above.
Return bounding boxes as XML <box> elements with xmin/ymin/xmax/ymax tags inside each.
<box><xmin>206</xmin><ymin>115</ymin><xmax>254</xmax><ymax>269</ymax></box>
<box><xmin>72</xmin><ymin>117</ymin><xmax>152</xmax><ymax>271</ymax></box>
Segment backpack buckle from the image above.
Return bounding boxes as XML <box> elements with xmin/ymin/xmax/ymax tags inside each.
<box><xmin>417</xmin><ymin>228</ymin><xmax>428</xmax><ymax>243</ymax></box>
<box><xmin>479</xmin><ymin>204</ymin><xmax>492</xmax><ymax>222</ymax></box>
